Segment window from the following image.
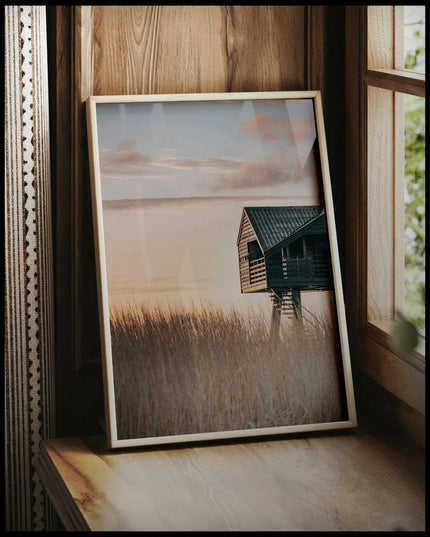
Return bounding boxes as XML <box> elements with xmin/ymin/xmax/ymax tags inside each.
<box><xmin>247</xmin><ymin>240</ymin><xmax>263</xmax><ymax>262</ymax></box>
<box><xmin>404</xmin><ymin>6</ymin><xmax>425</xmax><ymax>74</ymax></box>
<box><xmin>344</xmin><ymin>6</ymin><xmax>425</xmax><ymax>418</ymax></box>
<box><xmin>403</xmin><ymin>6</ymin><xmax>425</xmax><ymax>332</ymax></box>
<box><xmin>404</xmin><ymin>93</ymin><xmax>425</xmax><ymax>332</ymax></box>
<box><xmin>288</xmin><ymin>241</ymin><xmax>304</xmax><ymax>258</ymax></box>
<box><xmin>366</xmin><ymin>6</ymin><xmax>425</xmax><ymax>354</ymax></box>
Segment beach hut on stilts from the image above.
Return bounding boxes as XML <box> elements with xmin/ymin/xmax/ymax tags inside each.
<box><xmin>236</xmin><ymin>206</ymin><xmax>333</xmax><ymax>339</ymax></box>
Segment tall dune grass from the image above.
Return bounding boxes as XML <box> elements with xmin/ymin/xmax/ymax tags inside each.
<box><xmin>110</xmin><ymin>302</ymin><xmax>346</xmax><ymax>440</ymax></box>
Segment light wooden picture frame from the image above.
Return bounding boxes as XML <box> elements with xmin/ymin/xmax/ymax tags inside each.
<box><xmin>86</xmin><ymin>91</ymin><xmax>357</xmax><ymax>449</ymax></box>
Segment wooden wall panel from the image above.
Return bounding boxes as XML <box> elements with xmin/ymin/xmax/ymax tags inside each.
<box><xmin>87</xmin><ymin>6</ymin><xmax>306</xmax><ymax>96</ymax></box>
<box><xmin>344</xmin><ymin>6</ymin><xmax>366</xmax><ymax>333</ymax></box>
<box><xmin>49</xmin><ymin>5</ymin><xmax>329</xmax><ymax>437</ymax></box>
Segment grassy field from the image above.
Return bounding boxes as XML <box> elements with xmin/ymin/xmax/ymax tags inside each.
<box><xmin>110</xmin><ymin>302</ymin><xmax>347</xmax><ymax>440</ymax></box>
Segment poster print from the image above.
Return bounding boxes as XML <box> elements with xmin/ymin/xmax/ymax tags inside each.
<box><xmin>87</xmin><ymin>91</ymin><xmax>357</xmax><ymax>448</ymax></box>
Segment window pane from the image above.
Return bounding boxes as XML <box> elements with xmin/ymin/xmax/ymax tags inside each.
<box><xmin>404</xmin><ymin>6</ymin><xmax>425</xmax><ymax>74</ymax></box>
<box><xmin>404</xmin><ymin>93</ymin><xmax>425</xmax><ymax>331</ymax></box>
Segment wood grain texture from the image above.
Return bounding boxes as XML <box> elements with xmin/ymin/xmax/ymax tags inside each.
<box><xmin>37</xmin><ymin>433</ymin><xmax>425</xmax><ymax>532</ymax></box>
<box><xmin>364</xmin><ymin>68</ymin><xmax>426</xmax><ymax>97</ymax></box>
<box><xmin>367</xmin><ymin>85</ymin><xmax>395</xmax><ymax>321</ymax></box>
<box><xmin>89</xmin><ymin>6</ymin><xmax>306</xmax><ymax>96</ymax></box>
<box><xmin>47</xmin><ymin>5</ymin><xmax>74</xmax><ymax>436</ymax></box>
<box><xmin>72</xmin><ymin>6</ymin><xmax>101</xmax><ymax>371</ymax></box>
<box><xmin>344</xmin><ymin>6</ymin><xmax>368</xmax><ymax>333</ymax></box>
<box><xmin>354</xmin><ymin>327</ymin><xmax>425</xmax><ymax>415</ymax></box>
<box><xmin>394</xmin><ymin>91</ymin><xmax>405</xmax><ymax>314</ymax></box>
<box><xmin>367</xmin><ymin>6</ymin><xmax>395</xmax><ymax>71</ymax></box>
<box><xmin>353</xmin><ymin>370</ymin><xmax>425</xmax><ymax>450</ymax></box>
<box><xmin>307</xmin><ymin>6</ymin><xmax>326</xmax><ymax>102</ymax></box>
<box><xmin>323</xmin><ymin>7</ymin><xmax>346</xmax><ymax>270</ymax></box>
<box><xmin>34</xmin><ymin>449</ymin><xmax>89</xmax><ymax>531</ymax></box>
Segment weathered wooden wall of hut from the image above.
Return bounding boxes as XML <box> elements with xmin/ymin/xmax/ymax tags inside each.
<box><xmin>238</xmin><ymin>212</ymin><xmax>266</xmax><ymax>293</ymax></box>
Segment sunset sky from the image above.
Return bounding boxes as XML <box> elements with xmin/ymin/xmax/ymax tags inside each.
<box><xmin>96</xmin><ymin>97</ymin><xmax>325</xmax><ymax>315</ymax></box>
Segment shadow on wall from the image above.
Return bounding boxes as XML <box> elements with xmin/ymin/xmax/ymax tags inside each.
<box><xmin>68</xmin><ymin>359</ymin><xmax>105</xmax><ymax>435</ymax></box>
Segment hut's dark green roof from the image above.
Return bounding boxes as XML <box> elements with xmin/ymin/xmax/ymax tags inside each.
<box><xmin>244</xmin><ymin>206</ymin><xmax>324</xmax><ymax>253</ymax></box>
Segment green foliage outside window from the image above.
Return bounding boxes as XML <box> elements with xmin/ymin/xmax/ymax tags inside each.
<box><xmin>403</xmin><ymin>10</ymin><xmax>425</xmax><ymax>332</ymax></box>
<box><xmin>404</xmin><ymin>94</ymin><xmax>425</xmax><ymax>331</ymax></box>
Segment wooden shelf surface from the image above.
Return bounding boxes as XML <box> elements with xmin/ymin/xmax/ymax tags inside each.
<box><xmin>35</xmin><ymin>430</ymin><xmax>425</xmax><ymax>532</ymax></box>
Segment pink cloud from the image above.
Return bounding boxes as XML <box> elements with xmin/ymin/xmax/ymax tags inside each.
<box><xmin>116</xmin><ymin>138</ymin><xmax>136</xmax><ymax>151</ymax></box>
<box><xmin>104</xmin><ymin>138</ymin><xmax>151</xmax><ymax>168</ymax></box>
<box><xmin>213</xmin><ymin>162</ymin><xmax>295</xmax><ymax>190</ymax></box>
<box><xmin>107</xmin><ymin>151</ymin><xmax>151</xmax><ymax>167</ymax></box>
<box><xmin>289</xmin><ymin>115</ymin><xmax>316</xmax><ymax>144</ymax></box>
<box><xmin>242</xmin><ymin>114</ymin><xmax>292</xmax><ymax>140</ymax></box>
<box><xmin>151</xmin><ymin>156</ymin><xmax>240</xmax><ymax>172</ymax></box>
<box><xmin>242</xmin><ymin>113</ymin><xmax>316</xmax><ymax>146</ymax></box>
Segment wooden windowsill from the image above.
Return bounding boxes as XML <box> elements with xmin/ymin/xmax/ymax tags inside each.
<box><xmin>34</xmin><ymin>428</ymin><xmax>425</xmax><ymax>532</ymax></box>
<box><xmin>368</xmin><ymin>318</ymin><xmax>425</xmax><ymax>365</ymax></box>
<box><xmin>352</xmin><ymin>322</ymin><xmax>425</xmax><ymax>417</ymax></box>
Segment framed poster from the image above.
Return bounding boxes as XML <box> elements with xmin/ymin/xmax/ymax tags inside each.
<box><xmin>86</xmin><ymin>91</ymin><xmax>357</xmax><ymax>449</ymax></box>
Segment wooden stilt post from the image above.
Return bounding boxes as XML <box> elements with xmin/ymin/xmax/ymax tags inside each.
<box><xmin>292</xmin><ymin>288</ymin><xmax>302</xmax><ymax>321</ymax></box>
<box><xmin>269</xmin><ymin>290</ymin><xmax>282</xmax><ymax>341</ymax></box>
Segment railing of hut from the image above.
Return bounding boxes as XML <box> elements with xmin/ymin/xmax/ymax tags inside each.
<box><xmin>249</xmin><ymin>257</ymin><xmax>266</xmax><ymax>285</ymax></box>
<box><xmin>282</xmin><ymin>255</ymin><xmax>331</xmax><ymax>285</ymax></box>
